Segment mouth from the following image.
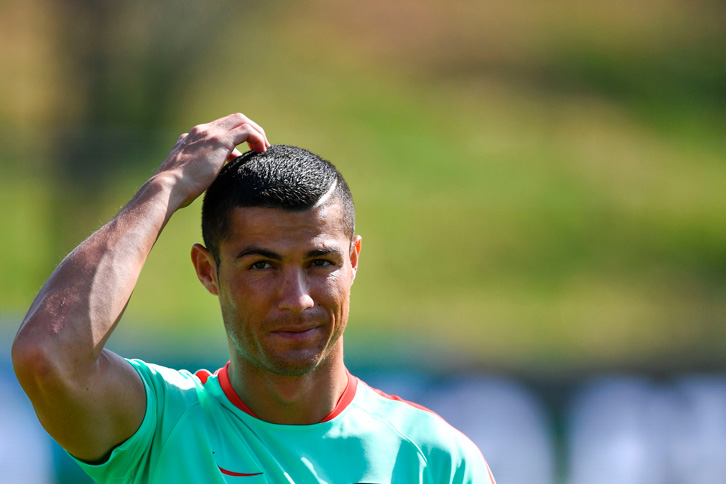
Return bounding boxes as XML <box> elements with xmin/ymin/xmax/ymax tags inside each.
<box><xmin>270</xmin><ymin>326</ymin><xmax>322</xmax><ymax>341</ymax></box>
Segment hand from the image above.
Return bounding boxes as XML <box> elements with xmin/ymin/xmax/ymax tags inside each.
<box><xmin>156</xmin><ymin>113</ymin><xmax>270</xmax><ymax>208</ymax></box>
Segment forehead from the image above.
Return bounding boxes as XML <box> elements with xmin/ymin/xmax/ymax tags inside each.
<box><xmin>221</xmin><ymin>203</ymin><xmax>349</xmax><ymax>253</ymax></box>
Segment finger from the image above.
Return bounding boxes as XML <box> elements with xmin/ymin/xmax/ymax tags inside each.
<box><xmin>213</xmin><ymin>113</ymin><xmax>270</xmax><ymax>147</ymax></box>
<box><xmin>229</xmin><ymin>123</ymin><xmax>268</xmax><ymax>153</ymax></box>
<box><xmin>230</xmin><ymin>115</ymin><xmax>269</xmax><ymax>147</ymax></box>
<box><xmin>241</xmin><ymin>118</ymin><xmax>270</xmax><ymax>147</ymax></box>
<box><xmin>211</xmin><ymin>113</ymin><xmax>253</xmax><ymax>131</ymax></box>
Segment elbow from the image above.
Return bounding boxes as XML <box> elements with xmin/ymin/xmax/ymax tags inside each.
<box><xmin>11</xmin><ymin>320</ymin><xmax>85</xmax><ymax>398</ymax></box>
<box><xmin>12</xmin><ymin>328</ymin><xmax>58</xmax><ymax>391</ymax></box>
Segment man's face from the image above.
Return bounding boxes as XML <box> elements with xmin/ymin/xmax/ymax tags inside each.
<box><xmin>197</xmin><ymin>202</ymin><xmax>361</xmax><ymax>377</ymax></box>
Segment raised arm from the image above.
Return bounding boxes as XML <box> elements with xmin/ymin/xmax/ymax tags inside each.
<box><xmin>11</xmin><ymin>113</ymin><xmax>269</xmax><ymax>462</ymax></box>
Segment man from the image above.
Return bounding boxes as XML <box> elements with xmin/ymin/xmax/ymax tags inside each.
<box><xmin>13</xmin><ymin>113</ymin><xmax>495</xmax><ymax>483</ymax></box>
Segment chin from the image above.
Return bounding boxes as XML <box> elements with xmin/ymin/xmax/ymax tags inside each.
<box><xmin>265</xmin><ymin>361</ymin><xmax>321</xmax><ymax>377</ymax></box>
<box><xmin>263</xmin><ymin>349</ymin><xmax>331</xmax><ymax>376</ymax></box>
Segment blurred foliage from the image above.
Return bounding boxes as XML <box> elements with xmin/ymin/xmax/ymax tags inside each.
<box><xmin>1</xmin><ymin>0</ymin><xmax>724</xmax><ymax>374</ymax></box>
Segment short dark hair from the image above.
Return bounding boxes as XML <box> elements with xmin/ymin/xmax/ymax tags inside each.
<box><xmin>201</xmin><ymin>144</ymin><xmax>355</xmax><ymax>263</ymax></box>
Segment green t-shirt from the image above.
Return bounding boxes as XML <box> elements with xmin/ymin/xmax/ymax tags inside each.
<box><xmin>73</xmin><ymin>359</ymin><xmax>495</xmax><ymax>484</ymax></box>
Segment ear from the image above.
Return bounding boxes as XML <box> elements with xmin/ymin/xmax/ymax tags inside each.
<box><xmin>191</xmin><ymin>243</ymin><xmax>220</xmax><ymax>296</ymax></box>
<box><xmin>349</xmin><ymin>235</ymin><xmax>362</xmax><ymax>284</ymax></box>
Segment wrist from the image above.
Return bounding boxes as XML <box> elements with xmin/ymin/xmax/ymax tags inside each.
<box><xmin>147</xmin><ymin>171</ymin><xmax>187</xmax><ymax>210</ymax></box>
<box><xmin>149</xmin><ymin>168</ymin><xmax>206</xmax><ymax>211</ymax></box>
<box><xmin>119</xmin><ymin>172</ymin><xmax>183</xmax><ymax>228</ymax></box>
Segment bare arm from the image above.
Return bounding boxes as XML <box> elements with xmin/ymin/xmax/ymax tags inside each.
<box><xmin>11</xmin><ymin>113</ymin><xmax>269</xmax><ymax>462</ymax></box>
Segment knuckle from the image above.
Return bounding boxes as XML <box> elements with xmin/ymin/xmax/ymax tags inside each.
<box><xmin>188</xmin><ymin>124</ymin><xmax>207</xmax><ymax>136</ymax></box>
<box><xmin>210</xmin><ymin>134</ymin><xmax>225</xmax><ymax>145</ymax></box>
<box><xmin>208</xmin><ymin>133</ymin><xmax>231</xmax><ymax>149</ymax></box>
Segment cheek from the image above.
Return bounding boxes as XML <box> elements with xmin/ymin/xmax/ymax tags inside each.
<box><xmin>317</xmin><ymin>272</ymin><xmax>352</xmax><ymax>308</ymax></box>
<box><xmin>224</xmin><ymin>272</ymin><xmax>275</xmax><ymax>304</ymax></box>
<box><xmin>219</xmin><ymin>279</ymin><xmax>263</xmax><ymax>325</ymax></box>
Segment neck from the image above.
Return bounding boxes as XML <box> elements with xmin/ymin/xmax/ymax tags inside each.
<box><xmin>227</xmin><ymin>347</ymin><xmax>349</xmax><ymax>425</ymax></box>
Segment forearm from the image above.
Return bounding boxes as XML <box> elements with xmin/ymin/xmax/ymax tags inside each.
<box><xmin>13</xmin><ymin>174</ymin><xmax>178</xmax><ymax>380</ymax></box>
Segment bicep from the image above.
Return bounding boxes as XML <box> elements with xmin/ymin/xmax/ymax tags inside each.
<box><xmin>30</xmin><ymin>350</ymin><xmax>147</xmax><ymax>462</ymax></box>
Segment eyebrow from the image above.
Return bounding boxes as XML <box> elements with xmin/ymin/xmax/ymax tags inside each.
<box><xmin>236</xmin><ymin>247</ymin><xmax>342</xmax><ymax>260</ymax></box>
<box><xmin>236</xmin><ymin>247</ymin><xmax>282</xmax><ymax>261</ymax></box>
<box><xmin>307</xmin><ymin>248</ymin><xmax>342</xmax><ymax>259</ymax></box>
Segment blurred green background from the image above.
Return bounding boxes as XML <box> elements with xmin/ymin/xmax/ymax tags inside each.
<box><xmin>1</xmin><ymin>0</ymin><xmax>725</xmax><ymax>377</ymax></box>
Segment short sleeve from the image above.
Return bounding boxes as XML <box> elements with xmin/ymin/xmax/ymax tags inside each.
<box><xmin>425</xmin><ymin>423</ymin><xmax>497</xmax><ymax>484</ymax></box>
<box><xmin>455</xmin><ymin>441</ymin><xmax>497</xmax><ymax>484</ymax></box>
<box><xmin>70</xmin><ymin>359</ymin><xmax>200</xmax><ymax>484</ymax></box>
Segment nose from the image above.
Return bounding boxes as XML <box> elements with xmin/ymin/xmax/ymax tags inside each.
<box><xmin>278</xmin><ymin>268</ymin><xmax>315</xmax><ymax>312</ymax></box>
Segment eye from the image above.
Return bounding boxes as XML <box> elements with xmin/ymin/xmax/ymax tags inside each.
<box><xmin>310</xmin><ymin>259</ymin><xmax>333</xmax><ymax>268</ymax></box>
<box><xmin>250</xmin><ymin>260</ymin><xmax>272</xmax><ymax>270</ymax></box>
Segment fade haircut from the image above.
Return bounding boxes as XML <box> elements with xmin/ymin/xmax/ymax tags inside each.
<box><xmin>201</xmin><ymin>144</ymin><xmax>355</xmax><ymax>263</ymax></box>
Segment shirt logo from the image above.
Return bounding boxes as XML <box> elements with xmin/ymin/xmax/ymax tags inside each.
<box><xmin>213</xmin><ymin>452</ymin><xmax>263</xmax><ymax>477</ymax></box>
<box><xmin>217</xmin><ymin>465</ymin><xmax>263</xmax><ymax>477</ymax></box>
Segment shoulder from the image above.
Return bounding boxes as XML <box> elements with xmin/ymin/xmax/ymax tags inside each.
<box><xmin>70</xmin><ymin>360</ymin><xmax>222</xmax><ymax>483</ymax></box>
<box><xmin>352</xmin><ymin>379</ymin><xmax>494</xmax><ymax>482</ymax></box>
<box><xmin>126</xmin><ymin>359</ymin><xmax>211</xmax><ymax>412</ymax></box>
<box><xmin>128</xmin><ymin>359</ymin><xmax>202</xmax><ymax>389</ymax></box>
<box><xmin>354</xmin><ymin>379</ymin><xmax>465</xmax><ymax>443</ymax></box>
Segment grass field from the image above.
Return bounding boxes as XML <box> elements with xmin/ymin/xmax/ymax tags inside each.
<box><xmin>1</xmin><ymin>0</ymin><xmax>724</xmax><ymax>374</ymax></box>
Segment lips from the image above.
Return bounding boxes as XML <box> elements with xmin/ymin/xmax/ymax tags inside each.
<box><xmin>270</xmin><ymin>326</ymin><xmax>322</xmax><ymax>341</ymax></box>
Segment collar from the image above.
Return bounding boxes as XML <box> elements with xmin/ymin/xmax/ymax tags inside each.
<box><xmin>210</xmin><ymin>361</ymin><xmax>358</xmax><ymax>423</ymax></box>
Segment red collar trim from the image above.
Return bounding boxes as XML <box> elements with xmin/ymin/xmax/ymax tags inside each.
<box><xmin>321</xmin><ymin>370</ymin><xmax>358</xmax><ymax>422</ymax></box>
<box><xmin>218</xmin><ymin>362</ymin><xmax>260</xmax><ymax>418</ymax></box>
<box><xmin>217</xmin><ymin>362</ymin><xmax>358</xmax><ymax>423</ymax></box>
